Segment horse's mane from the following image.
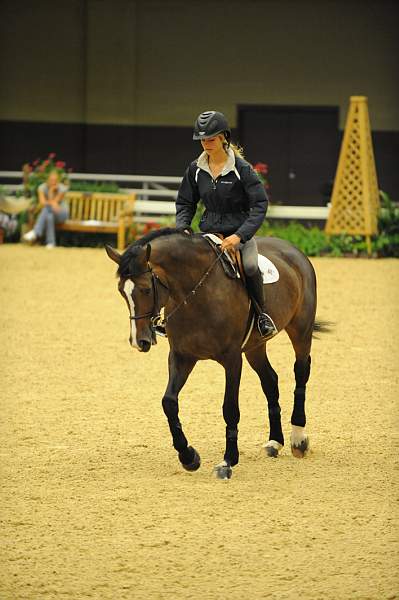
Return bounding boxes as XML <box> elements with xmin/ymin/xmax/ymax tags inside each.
<box><xmin>117</xmin><ymin>228</ymin><xmax>186</xmax><ymax>277</ymax></box>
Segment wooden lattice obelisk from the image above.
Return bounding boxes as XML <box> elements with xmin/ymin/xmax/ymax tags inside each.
<box><xmin>325</xmin><ymin>96</ymin><xmax>379</xmax><ymax>255</ymax></box>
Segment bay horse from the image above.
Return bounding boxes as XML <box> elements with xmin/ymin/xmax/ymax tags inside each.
<box><xmin>105</xmin><ymin>228</ymin><xmax>327</xmax><ymax>480</ymax></box>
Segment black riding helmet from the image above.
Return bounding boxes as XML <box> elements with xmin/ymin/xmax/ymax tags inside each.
<box><xmin>193</xmin><ymin>110</ymin><xmax>231</xmax><ymax>144</ymax></box>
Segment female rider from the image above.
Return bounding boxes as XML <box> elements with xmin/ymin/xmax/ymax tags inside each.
<box><xmin>176</xmin><ymin>110</ymin><xmax>277</xmax><ymax>339</ymax></box>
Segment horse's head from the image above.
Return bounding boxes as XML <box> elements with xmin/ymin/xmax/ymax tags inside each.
<box><xmin>106</xmin><ymin>243</ymin><xmax>165</xmax><ymax>353</ymax></box>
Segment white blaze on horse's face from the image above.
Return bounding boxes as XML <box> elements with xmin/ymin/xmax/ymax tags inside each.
<box><xmin>122</xmin><ymin>279</ymin><xmax>139</xmax><ymax>349</ymax></box>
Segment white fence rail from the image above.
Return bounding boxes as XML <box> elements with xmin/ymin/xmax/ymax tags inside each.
<box><xmin>0</xmin><ymin>171</ymin><xmax>330</xmax><ymax>220</ymax></box>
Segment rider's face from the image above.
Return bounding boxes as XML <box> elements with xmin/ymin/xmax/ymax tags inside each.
<box><xmin>201</xmin><ymin>134</ymin><xmax>225</xmax><ymax>155</ymax></box>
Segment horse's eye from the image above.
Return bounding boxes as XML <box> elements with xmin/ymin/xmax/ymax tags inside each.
<box><xmin>139</xmin><ymin>287</ymin><xmax>151</xmax><ymax>296</ymax></box>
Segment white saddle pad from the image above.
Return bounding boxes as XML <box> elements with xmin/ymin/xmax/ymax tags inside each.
<box><xmin>258</xmin><ymin>254</ymin><xmax>279</xmax><ymax>284</ymax></box>
<box><xmin>204</xmin><ymin>234</ymin><xmax>279</xmax><ymax>284</ymax></box>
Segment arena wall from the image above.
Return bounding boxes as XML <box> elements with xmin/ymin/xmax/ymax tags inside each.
<box><xmin>0</xmin><ymin>0</ymin><xmax>398</xmax><ymax>193</ymax></box>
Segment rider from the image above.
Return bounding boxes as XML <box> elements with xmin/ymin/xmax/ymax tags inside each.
<box><xmin>176</xmin><ymin>110</ymin><xmax>277</xmax><ymax>339</ymax></box>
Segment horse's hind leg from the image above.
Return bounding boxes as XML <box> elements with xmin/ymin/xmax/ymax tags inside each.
<box><xmin>162</xmin><ymin>351</ymin><xmax>200</xmax><ymax>471</ymax></box>
<box><xmin>245</xmin><ymin>345</ymin><xmax>284</xmax><ymax>457</ymax></box>
<box><xmin>286</xmin><ymin>324</ymin><xmax>313</xmax><ymax>458</ymax></box>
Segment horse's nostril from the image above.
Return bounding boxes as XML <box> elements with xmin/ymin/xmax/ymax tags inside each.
<box><xmin>139</xmin><ymin>340</ymin><xmax>151</xmax><ymax>353</ymax></box>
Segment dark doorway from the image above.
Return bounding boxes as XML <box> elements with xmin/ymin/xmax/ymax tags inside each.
<box><xmin>237</xmin><ymin>105</ymin><xmax>339</xmax><ymax>206</ymax></box>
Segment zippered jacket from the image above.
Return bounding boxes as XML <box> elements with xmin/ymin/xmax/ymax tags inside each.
<box><xmin>176</xmin><ymin>149</ymin><xmax>268</xmax><ymax>242</ymax></box>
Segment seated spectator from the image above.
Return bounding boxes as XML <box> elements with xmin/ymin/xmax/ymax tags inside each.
<box><xmin>23</xmin><ymin>171</ymin><xmax>69</xmax><ymax>248</ymax></box>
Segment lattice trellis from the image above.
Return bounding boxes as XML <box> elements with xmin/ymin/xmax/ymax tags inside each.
<box><xmin>325</xmin><ymin>96</ymin><xmax>379</xmax><ymax>247</ymax></box>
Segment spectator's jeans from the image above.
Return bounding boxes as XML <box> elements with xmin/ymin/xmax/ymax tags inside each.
<box><xmin>33</xmin><ymin>204</ymin><xmax>69</xmax><ymax>245</ymax></box>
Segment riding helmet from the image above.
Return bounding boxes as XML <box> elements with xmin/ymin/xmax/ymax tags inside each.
<box><xmin>193</xmin><ymin>111</ymin><xmax>231</xmax><ymax>143</ymax></box>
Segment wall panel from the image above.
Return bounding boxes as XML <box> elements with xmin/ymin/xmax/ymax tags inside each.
<box><xmin>0</xmin><ymin>0</ymin><xmax>86</xmax><ymax>122</ymax></box>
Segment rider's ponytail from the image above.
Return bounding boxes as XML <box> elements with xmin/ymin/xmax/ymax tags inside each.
<box><xmin>224</xmin><ymin>139</ymin><xmax>245</xmax><ymax>159</ymax></box>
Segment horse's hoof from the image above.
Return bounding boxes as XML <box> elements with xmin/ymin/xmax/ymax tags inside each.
<box><xmin>179</xmin><ymin>446</ymin><xmax>201</xmax><ymax>471</ymax></box>
<box><xmin>214</xmin><ymin>460</ymin><xmax>232</xmax><ymax>480</ymax></box>
<box><xmin>290</xmin><ymin>426</ymin><xmax>309</xmax><ymax>458</ymax></box>
<box><xmin>264</xmin><ymin>440</ymin><xmax>283</xmax><ymax>458</ymax></box>
<box><xmin>291</xmin><ymin>437</ymin><xmax>309</xmax><ymax>458</ymax></box>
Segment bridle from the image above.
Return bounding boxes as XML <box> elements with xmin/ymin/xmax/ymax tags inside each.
<box><xmin>126</xmin><ymin>249</ymin><xmax>224</xmax><ymax>329</ymax></box>
<box><xmin>127</xmin><ymin>265</ymin><xmax>168</xmax><ymax>327</ymax></box>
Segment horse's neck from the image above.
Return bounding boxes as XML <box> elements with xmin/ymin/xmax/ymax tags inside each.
<box><xmin>153</xmin><ymin>238</ymin><xmax>210</xmax><ymax>295</ymax></box>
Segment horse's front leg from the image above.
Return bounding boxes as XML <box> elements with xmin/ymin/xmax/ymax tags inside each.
<box><xmin>214</xmin><ymin>353</ymin><xmax>243</xmax><ymax>480</ymax></box>
<box><xmin>162</xmin><ymin>351</ymin><xmax>200</xmax><ymax>471</ymax></box>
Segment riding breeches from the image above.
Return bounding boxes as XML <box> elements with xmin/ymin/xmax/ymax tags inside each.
<box><xmin>241</xmin><ymin>237</ymin><xmax>258</xmax><ymax>277</ymax></box>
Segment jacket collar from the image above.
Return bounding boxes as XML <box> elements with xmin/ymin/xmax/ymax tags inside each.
<box><xmin>197</xmin><ymin>147</ymin><xmax>236</xmax><ymax>177</ymax></box>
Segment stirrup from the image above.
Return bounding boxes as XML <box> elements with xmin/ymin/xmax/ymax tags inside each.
<box><xmin>257</xmin><ymin>313</ymin><xmax>278</xmax><ymax>339</ymax></box>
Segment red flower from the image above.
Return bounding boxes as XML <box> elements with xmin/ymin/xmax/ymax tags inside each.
<box><xmin>48</xmin><ymin>152</ymin><xmax>56</xmax><ymax>159</ymax></box>
<box><xmin>43</xmin><ymin>160</ymin><xmax>49</xmax><ymax>167</ymax></box>
<box><xmin>253</xmin><ymin>162</ymin><xmax>268</xmax><ymax>175</ymax></box>
<box><xmin>55</xmin><ymin>161</ymin><xmax>65</xmax><ymax>168</ymax></box>
<box><xmin>33</xmin><ymin>159</ymin><xmax>40</xmax><ymax>166</ymax></box>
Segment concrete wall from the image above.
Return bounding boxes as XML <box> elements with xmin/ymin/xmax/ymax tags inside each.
<box><xmin>1</xmin><ymin>0</ymin><xmax>398</xmax><ymax>130</ymax></box>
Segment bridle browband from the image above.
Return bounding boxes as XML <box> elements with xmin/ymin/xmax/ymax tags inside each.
<box><xmin>125</xmin><ymin>249</ymin><xmax>224</xmax><ymax>327</ymax></box>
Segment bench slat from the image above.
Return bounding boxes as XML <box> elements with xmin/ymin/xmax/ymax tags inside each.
<box><xmin>57</xmin><ymin>221</ymin><xmax>119</xmax><ymax>233</ymax></box>
<box><xmin>59</xmin><ymin>192</ymin><xmax>136</xmax><ymax>250</ymax></box>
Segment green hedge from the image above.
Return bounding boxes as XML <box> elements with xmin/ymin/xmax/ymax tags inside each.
<box><xmin>190</xmin><ymin>192</ymin><xmax>398</xmax><ymax>257</ymax></box>
<box><xmin>69</xmin><ymin>181</ymin><xmax>120</xmax><ymax>193</ymax></box>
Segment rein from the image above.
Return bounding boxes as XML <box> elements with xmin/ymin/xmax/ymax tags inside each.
<box><xmin>127</xmin><ymin>248</ymin><xmax>224</xmax><ymax>326</ymax></box>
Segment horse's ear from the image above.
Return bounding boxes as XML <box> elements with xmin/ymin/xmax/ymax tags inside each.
<box><xmin>105</xmin><ymin>244</ymin><xmax>121</xmax><ymax>265</ymax></box>
<box><xmin>146</xmin><ymin>243</ymin><xmax>152</xmax><ymax>262</ymax></box>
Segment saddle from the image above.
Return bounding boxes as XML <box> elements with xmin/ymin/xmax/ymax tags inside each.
<box><xmin>203</xmin><ymin>233</ymin><xmax>279</xmax><ymax>285</ymax></box>
<box><xmin>203</xmin><ymin>233</ymin><xmax>245</xmax><ymax>281</ymax></box>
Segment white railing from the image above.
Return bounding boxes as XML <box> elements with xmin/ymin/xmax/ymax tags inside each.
<box><xmin>0</xmin><ymin>170</ymin><xmax>181</xmax><ymax>184</ymax></box>
<box><xmin>0</xmin><ymin>170</ymin><xmax>330</xmax><ymax>220</ymax></box>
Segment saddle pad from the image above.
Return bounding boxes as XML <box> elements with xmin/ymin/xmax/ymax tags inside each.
<box><xmin>258</xmin><ymin>254</ymin><xmax>279</xmax><ymax>284</ymax></box>
<box><xmin>203</xmin><ymin>234</ymin><xmax>279</xmax><ymax>284</ymax></box>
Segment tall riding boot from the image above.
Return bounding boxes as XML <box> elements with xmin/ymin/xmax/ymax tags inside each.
<box><xmin>246</xmin><ymin>269</ymin><xmax>278</xmax><ymax>339</ymax></box>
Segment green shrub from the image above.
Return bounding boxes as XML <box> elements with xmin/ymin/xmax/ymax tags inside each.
<box><xmin>377</xmin><ymin>191</ymin><xmax>399</xmax><ymax>257</ymax></box>
<box><xmin>189</xmin><ymin>193</ymin><xmax>398</xmax><ymax>257</ymax></box>
<box><xmin>259</xmin><ymin>221</ymin><xmax>330</xmax><ymax>256</ymax></box>
<box><xmin>69</xmin><ymin>180</ymin><xmax>120</xmax><ymax>193</ymax></box>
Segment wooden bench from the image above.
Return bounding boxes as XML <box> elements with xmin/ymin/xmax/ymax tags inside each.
<box><xmin>57</xmin><ymin>192</ymin><xmax>136</xmax><ymax>250</ymax></box>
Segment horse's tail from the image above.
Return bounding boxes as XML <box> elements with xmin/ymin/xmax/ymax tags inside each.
<box><xmin>312</xmin><ymin>319</ymin><xmax>334</xmax><ymax>338</ymax></box>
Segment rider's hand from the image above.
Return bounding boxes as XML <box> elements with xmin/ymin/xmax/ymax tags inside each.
<box><xmin>49</xmin><ymin>201</ymin><xmax>60</xmax><ymax>213</ymax></box>
<box><xmin>221</xmin><ymin>234</ymin><xmax>241</xmax><ymax>252</ymax></box>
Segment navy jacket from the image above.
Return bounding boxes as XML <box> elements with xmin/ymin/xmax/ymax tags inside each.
<box><xmin>176</xmin><ymin>151</ymin><xmax>268</xmax><ymax>242</ymax></box>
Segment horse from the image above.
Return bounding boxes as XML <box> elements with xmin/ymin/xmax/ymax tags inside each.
<box><xmin>105</xmin><ymin>228</ymin><xmax>328</xmax><ymax>479</ymax></box>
